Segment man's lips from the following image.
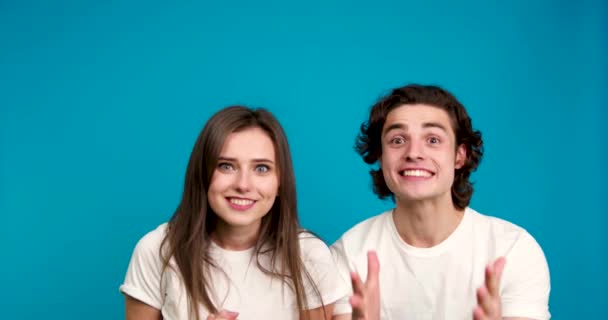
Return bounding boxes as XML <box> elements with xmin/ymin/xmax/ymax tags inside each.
<box><xmin>399</xmin><ymin>169</ymin><xmax>434</xmax><ymax>177</ymax></box>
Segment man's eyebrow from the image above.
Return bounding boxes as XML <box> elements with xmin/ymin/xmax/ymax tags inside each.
<box><xmin>422</xmin><ymin>122</ymin><xmax>449</xmax><ymax>133</ymax></box>
<box><xmin>382</xmin><ymin>123</ymin><xmax>406</xmax><ymax>136</ymax></box>
<box><xmin>383</xmin><ymin>121</ymin><xmax>450</xmax><ymax>136</ymax></box>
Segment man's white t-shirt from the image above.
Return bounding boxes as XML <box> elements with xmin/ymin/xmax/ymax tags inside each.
<box><xmin>120</xmin><ymin>223</ymin><xmax>349</xmax><ymax>320</ymax></box>
<box><xmin>331</xmin><ymin>207</ymin><xmax>551</xmax><ymax>320</ymax></box>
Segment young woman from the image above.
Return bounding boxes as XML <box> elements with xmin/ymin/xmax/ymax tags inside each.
<box><xmin>120</xmin><ymin>106</ymin><xmax>348</xmax><ymax>320</ymax></box>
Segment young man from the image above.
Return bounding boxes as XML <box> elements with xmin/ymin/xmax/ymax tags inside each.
<box><xmin>331</xmin><ymin>84</ymin><xmax>550</xmax><ymax>320</ymax></box>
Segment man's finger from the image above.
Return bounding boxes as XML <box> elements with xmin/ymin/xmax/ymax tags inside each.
<box><xmin>493</xmin><ymin>257</ymin><xmax>506</xmax><ymax>285</ymax></box>
<box><xmin>350</xmin><ymin>293</ymin><xmax>367</xmax><ymax>319</ymax></box>
<box><xmin>487</xmin><ymin>257</ymin><xmax>506</xmax><ymax>296</ymax></box>
<box><xmin>473</xmin><ymin>306</ymin><xmax>487</xmax><ymax>320</ymax></box>
<box><xmin>351</xmin><ymin>271</ymin><xmax>365</xmax><ymax>296</ymax></box>
<box><xmin>476</xmin><ymin>286</ymin><xmax>494</xmax><ymax>314</ymax></box>
<box><xmin>485</xmin><ymin>263</ymin><xmax>497</xmax><ymax>297</ymax></box>
<box><xmin>217</xmin><ymin>310</ymin><xmax>239</xmax><ymax>320</ymax></box>
<box><xmin>366</xmin><ymin>251</ymin><xmax>380</xmax><ymax>285</ymax></box>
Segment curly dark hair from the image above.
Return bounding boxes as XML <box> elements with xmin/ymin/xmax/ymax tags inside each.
<box><xmin>355</xmin><ymin>84</ymin><xmax>483</xmax><ymax>209</ymax></box>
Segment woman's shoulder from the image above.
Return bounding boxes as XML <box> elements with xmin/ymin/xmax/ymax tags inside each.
<box><xmin>132</xmin><ymin>223</ymin><xmax>170</xmax><ymax>256</ymax></box>
<box><xmin>297</xmin><ymin>230</ymin><xmax>332</xmax><ymax>260</ymax></box>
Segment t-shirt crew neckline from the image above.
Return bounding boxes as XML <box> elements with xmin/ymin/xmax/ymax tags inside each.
<box><xmin>387</xmin><ymin>207</ymin><xmax>471</xmax><ymax>258</ymax></box>
<box><xmin>209</xmin><ymin>240</ymin><xmax>256</xmax><ymax>262</ymax></box>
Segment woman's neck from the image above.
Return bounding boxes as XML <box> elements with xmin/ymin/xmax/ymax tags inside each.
<box><xmin>212</xmin><ymin>220</ymin><xmax>260</xmax><ymax>251</ymax></box>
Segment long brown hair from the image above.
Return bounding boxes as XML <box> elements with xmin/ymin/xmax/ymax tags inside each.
<box><xmin>355</xmin><ymin>84</ymin><xmax>484</xmax><ymax>209</ymax></box>
<box><xmin>160</xmin><ymin>106</ymin><xmax>323</xmax><ymax>319</ymax></box>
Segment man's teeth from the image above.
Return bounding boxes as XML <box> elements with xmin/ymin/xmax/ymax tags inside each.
<box><xmin>230</xmin><ymin>198</ymin><xmax>254</xmax><ymax>206</ymax></box>
<box><xmin>402</xmin><ymin>169</ymin><xmax>432</xmax><ymax>177</ymax></box>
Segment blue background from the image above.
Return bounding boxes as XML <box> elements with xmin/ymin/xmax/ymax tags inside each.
<box><xmin>1</xmin><ymin>0</ymin><xmax>606</xmax><ymax>318</ymax></box>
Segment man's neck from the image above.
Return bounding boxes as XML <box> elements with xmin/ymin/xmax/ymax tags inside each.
<box><xmin>392</xmin><ymin>198</ymin><xmax>465</xmax><ymax>248</ymax></box>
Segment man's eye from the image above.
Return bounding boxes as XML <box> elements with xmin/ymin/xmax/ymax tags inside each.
<box><xmin>428</xmin><ymin>137</ymin><xmax>440</xmax><ymax>144</ymax></box>
<box><xmin>391</xmin><ymin>137</ymin><xmax>405</xmax><ymax>144</ymax></box>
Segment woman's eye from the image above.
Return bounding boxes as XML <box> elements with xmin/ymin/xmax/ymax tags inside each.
<box><xmin>218</xmin><ymin>162</ymin><xmax>234</xmax><ymax>171</ymax></box>
<box><xmin>255</xmin><ymin>165</ymin><xmax>270</xmax><ymax>173</ymax></box>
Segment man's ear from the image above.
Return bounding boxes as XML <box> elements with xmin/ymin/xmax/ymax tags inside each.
<box><xmin>455</xmin><ymin>144</ymin><xmax>467</xmax><ymax>169</ymax></box>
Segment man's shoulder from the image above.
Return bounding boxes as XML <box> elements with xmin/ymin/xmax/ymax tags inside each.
<box><xmin>466</xmin><ymin>207</ymin><xmax>535</xmax><ymax>247</ymax></box>
<box><xmin>332</xmin><ymin>210</ymin><xmax>392</xmax><ymax>248</ymax></box>
<box><xmin>468</xmin><ymin>207</ymin><xmax>525</xmax><ymax>232</ymax></box>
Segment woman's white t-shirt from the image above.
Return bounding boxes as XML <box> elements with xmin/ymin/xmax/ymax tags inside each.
<box><xmin>120</xmin><ymin>223</ymin><xmax>349</xmax><ymax>320</ymax></box>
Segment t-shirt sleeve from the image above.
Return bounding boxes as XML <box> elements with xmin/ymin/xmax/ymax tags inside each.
<box><xmin>329</xmin><ymin>237</ymin><xmax>354</xmax><ymax>315</ymax></box>
<box><xmin>300</xmin><ymin>234</ymin><xmax>351</xmax><ymax>311</ymax></box>
<box><xmin>119</xmin><ymin>226</ymin><xmax>166</xmax><ymax>310</ymax></box>
<box><xmin>501</xmin><ymin>231</ymin><xmax>551</xmax><ymax>320</ymax></box>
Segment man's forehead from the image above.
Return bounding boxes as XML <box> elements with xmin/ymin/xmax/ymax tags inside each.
<box><xmin>384</xmin><ymin>104</ymin><xmax>453</xmax><ymax>130</ymax></box>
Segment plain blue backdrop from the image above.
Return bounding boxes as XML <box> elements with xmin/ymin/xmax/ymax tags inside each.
<box><xmin>1</xmin><ymin>0</ymin><xmax>606</xmax><ymax>318</ymax></box>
